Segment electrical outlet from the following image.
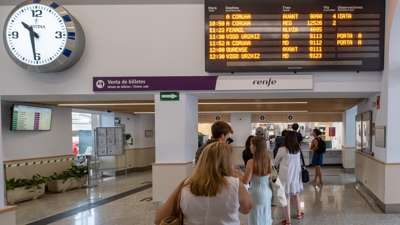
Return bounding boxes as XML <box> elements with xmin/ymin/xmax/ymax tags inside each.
<box><xmin>129</xmin><ymin>164</ymin><xmax>131</xmax><ymax>167</ymax></box>
<box><xmin>365</xmin><ymin>180</ymin><xmax>367</xmax><ymax>184</ymax></box>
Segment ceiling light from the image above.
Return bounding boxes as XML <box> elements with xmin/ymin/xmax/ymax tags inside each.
<box><xmin>58</xmin><ymin>103</ymin><xmax>154</xmax><ymax>106</ymax></box>
<box><xmin>59</xmin><ymin>102</ymin><xmax>307</xmax><ymax>106</ymax></box>
<box><xmin>199</xmin><ymin>110</ymin><xmax>308</xmax><ymax>114</ymax></box>
<box><xmin>199</xmin><ymin>102</ymin><xmax>308</xmax><ymax>105</ymax></box>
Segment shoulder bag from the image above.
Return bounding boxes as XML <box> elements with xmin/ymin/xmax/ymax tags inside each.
<box><xmin>160</xmin><ymin>179</ymin><xmax>186</xmax><ymax>225</ymax></box>
<box><xmin>300</xmin><ymin>150</ymin><xmax>310</xmax><ymax>183</ymax></box>
<box><xmin>269</xmin><ymin>163</ymin><xmax>287</xmax><ymax>207</ymax></box>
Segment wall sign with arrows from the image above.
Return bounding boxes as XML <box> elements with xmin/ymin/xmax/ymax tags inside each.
<box><xmin>160</xmin><ymin>92</ymin><xmax>180</xmax><ymax>101</ymax></box>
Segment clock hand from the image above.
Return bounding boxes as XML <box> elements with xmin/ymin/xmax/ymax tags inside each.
<box><xmin>28</xmin><ymin>27</ymin><xmax>37</xmax><ymax>60</ymax></box>
<box><xmin>21</xmin><ymin>22</ymin><xmax>39</xmax><ymax>38</ymax></box>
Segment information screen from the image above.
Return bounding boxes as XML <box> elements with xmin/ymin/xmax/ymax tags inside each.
<box><xmin>205</xmin><ymin>0</ymin><xmax>385</xmax><ymax>72</ymax></box>
<box><xmin>11</xmin><ymin>105</ymin><xmax>52</xmax><ymax>131</ymax></box>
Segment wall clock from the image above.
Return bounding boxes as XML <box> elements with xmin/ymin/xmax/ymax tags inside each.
<box><xmin>3</xmin><ymin>0</ymin><xmax>85</xmax><ymax>73</ymax></box>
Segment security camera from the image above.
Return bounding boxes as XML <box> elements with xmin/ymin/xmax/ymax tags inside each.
<box><xmin>106</xmin><ymin>110</ymin><xmax>112</xmax><ymax>113</ymax></box>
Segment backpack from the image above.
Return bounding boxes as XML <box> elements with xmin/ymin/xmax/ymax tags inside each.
<box><xmin>316</xmin><ymin>138</ymin><xmax>326</xmax><ymax>154</ymax></box>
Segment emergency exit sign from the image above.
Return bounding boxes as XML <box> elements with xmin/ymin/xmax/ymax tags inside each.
<box><xmin>114</xmin><ymin>118</ymin><xmax>121</xmax><ymax>126</ymax></box>
<box><xmin>160</xmin><ymin>92</ymin><xmax>179</xmax><ymax>101</ymax></box>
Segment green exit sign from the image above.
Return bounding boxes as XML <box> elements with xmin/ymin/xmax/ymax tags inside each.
<box><xmin>160</xmin><ymin>92</ymin><xmax>179</xmax><ymax>101</ymax></box>
<box><xmin>114</xmin><ymin>117</ymin><xmax>121</xmax><ymax>126</ymax></box>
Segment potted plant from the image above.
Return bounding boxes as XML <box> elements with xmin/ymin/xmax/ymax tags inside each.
<box><xmin>47</xmin><ymin>164</ymin><xmax>88</xmax><ymax>193</ymax></box>
<box><xmin>125</xmin><ymin>133</ymin><xmax>133</xmax><ymax>145</ymax></box>
<box><xmin>6</xmin><ymin>174</ymin><xmax>48</xmax><ymax>204</ymax></box>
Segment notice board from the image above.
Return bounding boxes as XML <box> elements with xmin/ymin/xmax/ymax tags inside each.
<box><xmin>95</xmin><ymin>127</ymin><xmax>125</xmax><ymax>156</ymax></box>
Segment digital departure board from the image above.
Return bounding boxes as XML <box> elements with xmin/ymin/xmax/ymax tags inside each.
<box><xmin>11</xmin><ymin>105</ymin><xmax>52</xmax><ymax>131</ymax></box>
<box><xmin>205</xmin><ymin>0</ymin><xmax>385</xmax><ymax>72</ymax></box>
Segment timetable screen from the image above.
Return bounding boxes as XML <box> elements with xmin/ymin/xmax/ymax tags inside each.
<box><xmin>205</xmin><ymin>0</ymin><xmax>385</xmax><ymax>72</ymax></box>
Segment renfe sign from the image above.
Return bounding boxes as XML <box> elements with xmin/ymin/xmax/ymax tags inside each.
<box><xmin>93</xmin><ymin>75</ymin><xmax>312</xmax><ymax>92</ymax></box>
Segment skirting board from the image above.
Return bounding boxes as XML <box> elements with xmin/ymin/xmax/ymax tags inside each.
<box><xmin>115</xmin><ymin>166</ymin><xmax>152</xmax><ymax>176</ymax></box>
<box><xmin>344</xmin><ymin>168</ymin><xmax>355</xmax><ymax>173</ymax></box>
<box><xmin>356</xmin><ymin>178</ymin><xmax>400</xmax><ymax>213</ymax></box>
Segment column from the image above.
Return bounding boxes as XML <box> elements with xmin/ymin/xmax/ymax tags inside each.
<box><xmin>0</xmin><ymin>96</ymin><xmax>18</xmax><ymax>224</ymax></box>
<box><xmin>152</xmin><ymin>93</ymin><xmax>198</xmax><ymax>206</ymax></box>
<box><xmin>342</xmin><ymin>106</ymin><xmax>357</xmax><ymax>172</ymax></box>
<box><xmin>354</xmin><ymin>0</ymin><xmax>400</xmax><ymax>213</ymax></box>
<box><xmin>0</xmin><ymin>96</ymin><xmax>4</xmax><ymax>207</ymax></box>
<box><xmin>230</xmin><ymin>114</ymin><xmax>252</xmax><ymax>166</ymax></box>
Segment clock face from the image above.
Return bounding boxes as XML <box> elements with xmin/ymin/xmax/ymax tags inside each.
<box><xmin>5</xmin><ymin>4</ymin><xmax>68</xmax><ymax>66</ymax></box>
<box><xmin>3</xmin><ymin>0</ymin><xmax>85</xmax><ymax>73</ymax></box>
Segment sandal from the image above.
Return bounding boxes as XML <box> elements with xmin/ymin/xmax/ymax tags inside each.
<box><xmin>311</xmin><ymin>179</ymin><xmax>317</xmax><ymax>184</ymax></box>
<box><xmin>281</xmin><ymin>220</ymin><xmax>291</xmax><ymax>225</ymax></box>
<box><xmin>317</xmin><ymin>182</ymin><xmax>324</xmax><ymax>186</ymax></box>
<box><xmin>297</xmin><ymin>212</ymin><xmax>304</xmax><ymax>219</ymax></box>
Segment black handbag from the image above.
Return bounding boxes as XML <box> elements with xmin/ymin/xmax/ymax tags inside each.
<box><xmin>300</xmin><ymin>150</ymin><xmax>310</xmax><ymax>183</ymax></box>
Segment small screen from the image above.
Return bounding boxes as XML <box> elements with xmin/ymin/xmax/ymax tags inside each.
<box><xmin>11</xmin><ymin>105</ymin><xmax>52</xmax><ymax>131</ymax></box>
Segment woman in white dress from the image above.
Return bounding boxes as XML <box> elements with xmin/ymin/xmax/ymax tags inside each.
<box><xmin>155</xmin><ymin>142</ymin><xmax>253</xmax><ymax>225</ymax></box>
<box><xmin>274</xmin><ymin>131</ymin><xmax>304</xmax><ymax>225</ymax></box>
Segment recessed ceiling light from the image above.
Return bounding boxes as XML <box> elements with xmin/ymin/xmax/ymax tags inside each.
<box><xmin>198</xmin><ymin>102</ymin><xmax>307</xmax><ymax>105</ymax></box>
<box><xmin>59</xmin><ymin>101</ymin><xmax>307</xmax><ymax>106</ymax></box>
<box><xmin>58</xmin><ymin>103</ymin><xmax>154</xmax><ymax>106</ymax></box>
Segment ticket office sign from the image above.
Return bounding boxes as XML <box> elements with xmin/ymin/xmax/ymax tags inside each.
<box><xmin>205</xmin><ymin>0</ymin><xmax>385</xmax><ymax>72</ymax></box>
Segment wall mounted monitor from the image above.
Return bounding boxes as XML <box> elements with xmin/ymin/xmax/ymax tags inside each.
<box><xmin>205</xmin><ymin>0</ymin><xmax>385</xmax><ymax>72</ymax></box>
<box><xmin>11</xmin><ymin>104</ymin><xmax>52</xmax><ymax>131</ymax></box>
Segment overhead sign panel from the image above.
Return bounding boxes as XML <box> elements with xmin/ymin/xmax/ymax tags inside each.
<box><xmin>205</xmin><ymin>0</ymin><xmax>385</xmax><ymax>72</ymax></box>
<box><xmin>93</xmin><ymin>76</ymin><xmax>312</xmax><ymax>92</ymax></box>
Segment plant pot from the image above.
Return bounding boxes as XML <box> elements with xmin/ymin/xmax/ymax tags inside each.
<box><xmin>46</xmin><ymin>179</ymin><xmax>70</xmax><ymax>193</ymax></box>
<box><xmin>68</xmin><ymin>176</ymin><xmax>87</xmax><ymax>190</ymax></box>
<box><xmin>47</xmin><ymin>176</ymin><xmax>87</xmax><ymax>193</ymax></box>
<box><xmin>7</xmin><ymin>183</ymin><xmax>45</xmax><ymax>204</ymax></box>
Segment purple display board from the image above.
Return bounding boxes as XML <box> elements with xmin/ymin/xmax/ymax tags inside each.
<box><xmin>93</xmin><ymin>76</ymin><xmax>218</xmax><ymax>92</ymax></box>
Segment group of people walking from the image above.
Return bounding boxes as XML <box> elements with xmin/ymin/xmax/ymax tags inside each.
<box><xmin>155</xmin><ymin>121</ymin><xmax>324</xmax><ymax>225</ymax></box>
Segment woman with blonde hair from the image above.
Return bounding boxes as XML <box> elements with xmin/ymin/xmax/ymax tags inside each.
<box><xmin>239</xmin><ymin>135</ymin><xmax>273</xmax><ymax>225</ymax></box>
<box><xmin>155</xmin><ymin>142</ymin><xmax>253</xmax><ymax>225</ymax></box>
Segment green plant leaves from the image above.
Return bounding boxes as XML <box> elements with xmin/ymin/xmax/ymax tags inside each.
<box><xmin>6</xmin><ymin>164</ymin><xmax>88</xmax><ymax>191</ymax></box>
<box><xmin>6</xmin><ymin>174</ymin><xmax>47</xmax><ymax>191</ymax></box>
<box><xmin>49</xmin><ymin>164</ymin><xmax>88</xmax><ymax>182</ymax></box>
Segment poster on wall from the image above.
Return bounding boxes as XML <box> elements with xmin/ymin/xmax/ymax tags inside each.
<box><xmin>362</xmin><ymin>111</ymin><xmax>372</xmax><ymax>154</ymax></box>
<box><xmin>329</xmin><ymin>127</ymin><xmax>336</xmax><ymax>137</ymax></box>
<box><xmin>355</xmin><ymin>114</ymin><xmax>362</xmax><ymax>151</ymax></box>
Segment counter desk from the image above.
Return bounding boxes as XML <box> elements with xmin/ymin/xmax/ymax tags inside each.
<box><xmin>302</xmin><ymin>149</ymin><xmax>342</xmax><ymax>166</ymax></box>
<box><xmin>270</xmin><ymin>144</ymin><xmax>342</xmax><ymax>166</ymax></box>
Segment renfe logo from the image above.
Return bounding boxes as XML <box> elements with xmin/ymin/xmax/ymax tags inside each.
<box><xmin>253</xmin><ymin>78</ymin><xmax>277</xmax><ymax>87</ymax></box>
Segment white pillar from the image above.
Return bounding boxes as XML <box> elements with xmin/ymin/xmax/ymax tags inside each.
<box><xmin>0</xmin><ymin>95</ymin><xmax>17</xmax><ymax>224</ymax></box>
<box><xmin>230</xmin><ymin>114</ymin><xmax>252</xmax><ymax>166</ymax></box>
<box><xmin>354</xmin><ymin>1</ymin><xmax>400</xmax><ymax>213</ymax></box>
<box><xmin>344</xmin><ymin>106</ymin><xmax>357</xmax><ymax>147</ymax></box>
<box><xmin>342</xmin><ymin>106</ymin><xmax>357</xmax><ymax>172</ymax></box>
<box><xmin>152</xmin><ymin>93</ymin><xmax>198</xmax><ymax>203</ymax></box>
<box><xmin>0</xmin><ymin>96</ymin><xmax>4</xmax><ymax>207</ymax></box>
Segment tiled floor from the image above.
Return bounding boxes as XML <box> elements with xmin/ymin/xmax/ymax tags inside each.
<box><xmin>13</xmin><ymin>166</ymin><xmax>400</xmax><ymax>225</ymax></box>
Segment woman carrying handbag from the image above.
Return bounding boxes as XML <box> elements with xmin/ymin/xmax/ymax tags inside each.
<box><xmin>155</xmin><ymin>142</ymin><xmax>253</xmax><ymax>225</ymax></box>
<box><xmin>274</xmin><ymin>131</ymin><xmax>304</xmax><ymax>225</ymax></box>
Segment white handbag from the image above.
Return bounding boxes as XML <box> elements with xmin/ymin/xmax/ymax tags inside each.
<box><xmin>269</xmin><ymin>164</ymin><xmax>287</xmax><ymax>207</ymax></box>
